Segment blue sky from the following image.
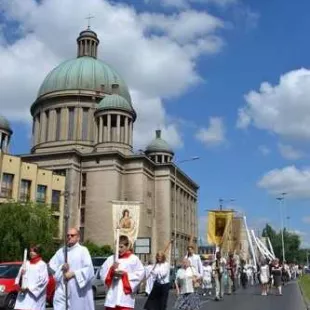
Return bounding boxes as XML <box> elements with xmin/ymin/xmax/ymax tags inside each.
<box><xmin>1</xmin><ymin>0</ymin><xmax>310</xmax><ymax>246</ymax></box>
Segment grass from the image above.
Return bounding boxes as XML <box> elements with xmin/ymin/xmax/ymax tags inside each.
<box><xmin>299</xmin><ymin>275</ymin><xmax>310</xmax><ymax>303</ymax></box>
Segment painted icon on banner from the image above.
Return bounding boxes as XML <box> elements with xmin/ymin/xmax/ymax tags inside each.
<box><xmin>215</xmin><ymin>217</ymin><xmax>226</xmax><ymax>237</ymax></box>
<box><xmin>112</xmin><ymin>202</ymin><xmax>140</xmax><ymax>245</ymax></box>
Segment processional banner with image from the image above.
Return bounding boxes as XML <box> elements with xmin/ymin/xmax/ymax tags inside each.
<box><xmin>207</xmin><ymin>210</ymin><xmax>234</xmax><ymax>246</ymax></box>
<box><xmin>112</xmin><ymin>201</ymin><xmax>141</xmax><ymax>245</ymax></box>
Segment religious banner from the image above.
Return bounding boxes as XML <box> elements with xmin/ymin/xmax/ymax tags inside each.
<box><xmin>207</xmin><ymin>210</ymin><xmax>233</xmax><ymax>246</ymax></box>
<box><xmin>112</xmin><ymin>201</ymin><xmax>141</xmax><ymax>246</ymax></box>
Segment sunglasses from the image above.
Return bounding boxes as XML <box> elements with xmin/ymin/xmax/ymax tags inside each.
<box><xmin>67</xmin><ymin>234</ymin><xmax>77</xmax><ymax>237</ymax></box>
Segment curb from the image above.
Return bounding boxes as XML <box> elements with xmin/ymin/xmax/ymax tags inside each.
<box><xmin>298</xmin><ymin>280</ymin><xmax>310</xmax><ymax>310</ymax></box>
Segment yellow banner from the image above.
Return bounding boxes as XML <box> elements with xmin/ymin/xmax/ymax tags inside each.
<box><xmin>207</xmin><ymin>210</ymin><xmax>233</xmax><ymax>246</ymax></box>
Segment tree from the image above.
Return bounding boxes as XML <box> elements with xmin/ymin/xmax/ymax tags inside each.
<box><xmin>83</xmin><ymin>240</ymin><xmax>113</xmax><ymax>256</ymax></box>
<box><xmin>262</xmin><ymin>223</ymin><xmax>303</xmax><ymax>263</ymax></box>
<box><xmin>0</xmin><ymin>202</ymin><xmax>58</xmax><ymax>261</ymax></box>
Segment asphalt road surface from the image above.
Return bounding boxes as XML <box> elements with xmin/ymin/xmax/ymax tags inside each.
<box><xmin>48</xmin><ymin>281</ymin><xmax>306</xmax><ymax>310</ymax></box>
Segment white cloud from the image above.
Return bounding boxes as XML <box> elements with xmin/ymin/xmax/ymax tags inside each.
<box><xmin>0</xmin><ymin>0</ymin><xmax>227</xmax><ymax>149</ymax></box>
<box><xmin>257</xmin><ymin>166</ymin><xmax>310</xmax><ymax>198</ymax></box>
<box><xmin>158</xmin><ymin>0</ymin><xmax>237</xmax><ymax>9</ymax></box>
<box><xmin>195</xmin><ymin>117</ymin><xmax>226</xmax><ymax>147</ymax></box>
<box><xmin>140</xmin><ymin>10</ymin><xmax>225</xmax><ymax>44</ymax></box>
<box><xmin>278</xmin><ymin>143</ymin><xmax>304</xmax><ymax>160</ymax></box>
<box><xmin>258</xmin><ymin>145</ymin><xmax>271</xmax><ymax>156</ymax></box>
<box><xmin>237</xmin><ymin>69</ymin><xmax>310</xmax><ymax>142</ymax></box>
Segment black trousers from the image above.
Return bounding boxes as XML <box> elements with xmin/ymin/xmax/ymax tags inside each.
<box><xmin>144</xmin><ymin>282</ymin><xmax>170</xmax><ymax>310</ymax></box>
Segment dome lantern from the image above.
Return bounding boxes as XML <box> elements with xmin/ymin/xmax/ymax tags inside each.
<box><xmin>0</xmin><ymin>115</ymin><xmax>12</xmax><ymax>153</ymax></box>
<box><xmin>77</xmin><ymin>27</ymin><xmax>99</xmax><ymax>59</ymax></box>
<box><xmin>145</xmin><ymin>130</ymin><xmax>174</xmax><ymax>164</ymax></box>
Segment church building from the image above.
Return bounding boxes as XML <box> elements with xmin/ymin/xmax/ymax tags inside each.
<box><xmin>20</xmin><ymin>27</ymin><xmax>199</xmax><ymax>260</ymax></box>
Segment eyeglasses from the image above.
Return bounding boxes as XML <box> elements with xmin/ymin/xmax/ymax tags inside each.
<box><xmin>67</xmin><ymin>234</ymin><xmax>77</xmax><ymax>237</ymax></box>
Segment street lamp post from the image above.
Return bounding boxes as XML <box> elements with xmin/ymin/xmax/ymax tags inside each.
<box><xmin>276</xmin><ymin>192</ymin><xmax>287</xmax><ymax>262</ymax></box>
<box><xmin>173</xmin><ymin>156</ymin><xmax>199</xmax><ymax>273</ymax></box>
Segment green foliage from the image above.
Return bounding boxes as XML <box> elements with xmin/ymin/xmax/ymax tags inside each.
<box><xmin>262</xmin><ymin>223</ymin><xmax>305</xmax><ymax>263</ymax></box>
<box><xmin>83</xmin><ymin>240</ymin><xmax>113</xmax><ymax>256</ymax></box>
<box><xmin>299</xmin><ymin>275</ymin><xmax>310</xmax><ymax>302</ymax></box>
<box><xmin>0</xmin><ymin>202</ymin><xmax>58</xmax><ymax>262</ymax></box>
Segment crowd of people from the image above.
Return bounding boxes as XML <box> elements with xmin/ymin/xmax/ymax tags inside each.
<box><xmin>13</xmin><ymin>229</ymin><xmax>305</xmax><ymax>310</ymax></box>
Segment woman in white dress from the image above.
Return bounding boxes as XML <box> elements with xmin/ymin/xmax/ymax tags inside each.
<box><xmin>174</xmin><ymin>258</ymin><xmax>200</xmax><ymax>310</ymax></box>
<box><xmin>259</xmin><ymin>259</ymin><xmax>270</xmax><ymax>296</ymax></box>
<box><xmin>202</xmin><ymin>261</ymin><xmax>212</xmax><ymax>296</ymax></box>
<box><xmin>14</xmin><ymin>245</ymin><xmax>49</xmax><ymax>310</ymax></box>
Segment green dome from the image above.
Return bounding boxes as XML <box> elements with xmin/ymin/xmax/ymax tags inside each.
<box><xmin>97</xmin><ymin>94</ymin><xmax>135</xmax><ymax>115</ymax></box>
<box><xmin>0</xmin><ymin>115</ymin><xmax>12</xmax><ymax>132</ymax></box>
<box><xmin>146</xmin><ymin>130</ymin><xmax>174</xmax><ymax>154</ymax></box>
<box><xmin>37</xmin><ymin>56</ymin><xmax>131</xmax><ymax>103</ymax></box>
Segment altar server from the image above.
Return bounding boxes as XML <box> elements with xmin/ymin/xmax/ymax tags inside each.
<box><xmin>101</xmin><ymin>235</ymin><xmax>145</xmax><ymax>310</ymax></box>
<box><xmin>15</xmin><ymin>245</ymin><xmax>49</xmax><ymax>310</ymax></box>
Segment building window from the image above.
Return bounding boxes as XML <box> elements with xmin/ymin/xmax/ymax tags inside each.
<box><xmin>82</xmin><ymin>108</ymin><xmax>89</xmax><ymax>140</ymax></box>
<box><xmin>81</xmin><ymin>190</ymin><xmax>86</xmax><ymax>205</ymax></box>
<box><xmin>20</xmin><ymin>179</ymin><xmax>31</xmax><ymax>202</ymax></box>
<box><xmin>55</xmin><ymin>109</ymin><xmax>61</xmax><ymax>141</ymax></box>
<box><xmin>1</xmin><ymin>173</ymin><xmax>14</xmax><ymax>198</ymax></box>
<box><xmin>82</xmin><ymin>173</ymin><xmax>87</xmax><ymax>187</ymax></box>
<box><xmin>68</xmin><ymin>108</ymin><xmax>75</xmax><ymax>140</ymax></box>
<box><xmin>36</xmin><ymin>185</ymin><xmax>47</xmax><ymax>204</ymax></box>
<box><xmin>80</xmin><ymin>208</ymin><xmax>85</xmax><ymax>224</ymax></box>
<box><xmin>52</xmin><ymin>190</ymin><xmax>61</xmax><ymax>212</ymax></box>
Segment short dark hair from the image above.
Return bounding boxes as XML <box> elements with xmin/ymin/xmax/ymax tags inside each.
<box><xmin>119</xmin><ymin>235</ymin><xmax>129</xmax><ymax>246</ymax></box>
<box><xmin>30</xmin><ymin>244</ymin><xmax>42</xmax><ymax>255</ymax></box>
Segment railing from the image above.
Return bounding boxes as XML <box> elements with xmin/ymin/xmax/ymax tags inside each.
<box><xmin>19</xmin><ymin>193</ymin><xmax>30</xmax><ymax>202</ymax></box>
<box><xmin>51</xmin><ymin>203</ymin><xmax>60</xmax><ymax>212</ymax></box>
<box><xmin>0</xmin><ymin>188</ymin><xmax>13</xmax><ymax>198</ymax></box>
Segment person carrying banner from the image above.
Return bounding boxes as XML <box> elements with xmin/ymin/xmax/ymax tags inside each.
<box><xmin>49</xmin><ymin>228</ymin><xmax>95</xmax><ymax>310</ymax></box>
<box><xmin>144</xmin><ymin>251</ymin><xmax>170</xmax><ymax>310</ymax></box>
<box><xmin>101</xmin><ymin>234</ymin><xmax>145</xmax><ymax>310</ymax></box>
<box><xmin>14</xmin><ymin>245</ymin><xmax>49</xmax><ymax>310</ymax></box>
<box><xmin>212</xmin><ymin>251</ymin><xmax>226</xmax><ymax>301</ymax></box>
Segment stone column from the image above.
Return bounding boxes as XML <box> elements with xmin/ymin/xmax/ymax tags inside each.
<box><xmin>35</xmin><ymin>115</ymin><xmax>41</xmax><ymax>144</ymax></box>
<box><xmin>124</xmin><ymin>117</ymin><xmax>128</xmax><ymax>144</ymax></box>
<box><xmin>40</xmin><ymin>111</ymin><xmax>47</xmax><ymax>143</ymax></box>
<box><xmin>49</xmin><ymin>110</ymin><xmax>56</xmax><ymax>141</ymax></box>
<box><xmin>128</xmin><ymin>120</ymin><xmax>132</xmax><ymax>146</ymax></box>
<box><xmin>116</xmin><ymin>115</ymin><xmax>121</xmax><ymax>142</ymax></box>
<box><xmin>60</xmin><ymin>108</ymin><xmax>68</xmax><ymax>140</ymax></box>
<box><xmin>99</xmin><ymin>117</ymin><xmax>103</xmax><ymax>143</ymax></box>
<box><xmin>107</xmin><ymin>114</ymin><xmax>111</xmax><ymax>142</ymax></box>
<box><xmin>3</xmin><ymin>135</ymin><xmax>8</xmax><ymax>152</ymax></box>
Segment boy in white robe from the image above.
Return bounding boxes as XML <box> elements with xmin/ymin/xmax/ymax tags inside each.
<box><xmin>15</xmin><ymin>245</ymin><xmax>49</xmax><ymax>310</ymax></box>
<box><xmin>49</xmin><ymin>228</ymin><xmax>95</xmax><ymax>310</ymax></box>
<box><xmin>101</xmin><ymin>235</ymin><xmax>145</xmax><ymax>310</ymax></box>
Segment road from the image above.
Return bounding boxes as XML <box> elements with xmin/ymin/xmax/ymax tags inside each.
<box><xmin>48</xmin><ymin>281</ymin><xmax>306</xmax><ymax>309</ymax></box>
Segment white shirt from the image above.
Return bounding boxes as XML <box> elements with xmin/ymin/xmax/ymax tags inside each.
<box><xmin>212</xmin><ymin>257</ymin><xmax>227</xmax><ymax>275</ymax></box>
<box><xmin>185</xmin><ymin>254</ymin><xmax>203</xmax><ymax>278</ymax></box>
<box><xmin>176</xmin><ymin>267</ymin><xmax>198</xmax><ymax>294</ymax></box>
<box><xmin>101</xmin><ymin>253</ymin><xmax>145</xmax><ymax>309</ymax></box>
<box><xmin>14</xmin><ymin>260</ymin><xmax>48</xmax><ymax>310</ymax></box>
<box><xmin>49</xmin><ymin>243</ymin><xmax>95</xmax><ymax>310</ymax></box>
<box><xmin>151</xmin><ymin>262</ymin><xmax>170</xmax><ymax>285</ymax></box>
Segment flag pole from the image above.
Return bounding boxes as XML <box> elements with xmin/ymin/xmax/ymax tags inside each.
<box><xmin>63</xmin><ymin>191</ymin><xmax>70</xmax><ymax>310</ymax></box>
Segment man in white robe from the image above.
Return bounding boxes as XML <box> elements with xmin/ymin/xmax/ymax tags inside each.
<box><xmin>49</xmin><ymin>228</ymin><xmax>95</xmax><ymax>310</ymax></box>
<box><xmin>15</xmin><ymin>245</ymin><xmax>49</xmax><ymax>310</ymax></box>
<box><xmin>101</xmin><ymin>235</ymin><xmax>145</xmax><ymax>310</ymax></box>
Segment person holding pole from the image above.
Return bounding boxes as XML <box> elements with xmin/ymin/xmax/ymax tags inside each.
<box><xmin>49</xmin><ymin>228</ymin><xmax>95</xmax><ymax>310</ymax></box>
<box><xmin>14</xmin><ymin>245</ymin><xmax>49</xmax><ymax>310</ymax></box>
<box><xmin>101</xmin><ymin>234</ymin><xmax>145</xmax><ymax>310</ymax></box>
